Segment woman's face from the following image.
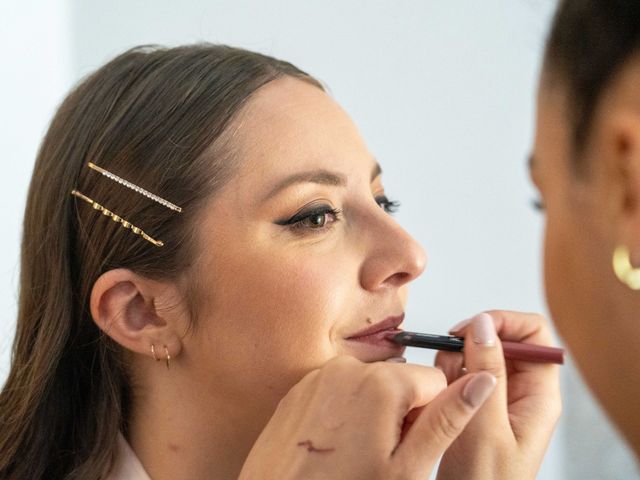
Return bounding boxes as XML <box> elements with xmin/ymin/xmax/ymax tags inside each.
<box><xmin>531</xmin><ymin>70</ymin><xmax>629</xmax><ymax>365</ymax></box>
<box><xmin>183</xmin><ymin>77</ymin><xmax>426</xmax><ymax>407</ymax></box>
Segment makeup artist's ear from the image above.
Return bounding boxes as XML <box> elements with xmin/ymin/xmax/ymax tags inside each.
<box><xmin>601</xmin><ymin>109</ymin><xmax>640</xmax><ymax>259</ymax></box>
<box><xmin>89</xmin><ymin>268</ymin><xmax>185</xmax><ymax>359</ymax></box>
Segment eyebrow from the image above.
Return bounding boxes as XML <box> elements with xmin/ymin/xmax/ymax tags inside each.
<box><xmin>263</xmin><ymin>161</ymin><xmax>383</xmax><ymax>201</ymax></box>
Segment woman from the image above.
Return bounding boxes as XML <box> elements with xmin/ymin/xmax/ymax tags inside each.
<box><xmin>530</xmin><ymin>0</ymin><xmax>640</xmax><ymax>459</ymax></box>
<box><xmin>0</xmin><ymin>45</ymin><xmax>560</xmax><ymax>479</ymax></box>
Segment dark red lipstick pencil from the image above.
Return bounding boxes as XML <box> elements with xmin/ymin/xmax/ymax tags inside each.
<box><xmin>387</xmin><ymin>331</ymin><xmax>565</xmax><ymax>365</ymax></box>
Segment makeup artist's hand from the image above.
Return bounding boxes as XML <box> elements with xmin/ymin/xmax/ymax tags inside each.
<box><xmin>434</xmin><ymin>311</ymin><xmax>562</xmax><ymax>480</ymax></box>
<box><xmin>238</xmin><ymin>355</ymin><xmax>496</xmax><ymax>480</ymax></box>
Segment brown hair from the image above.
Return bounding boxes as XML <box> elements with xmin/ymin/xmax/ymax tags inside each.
<box><xmin>0</xmin><ymin>44</ymin><xmax>322</xmax><ymax>479</ymax></box>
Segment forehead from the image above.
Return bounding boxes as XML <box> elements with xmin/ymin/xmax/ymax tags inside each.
<box><xmin>228</xmin><ymin>76</ymin><xmax>374</xmax><ymax>183</ymax></box>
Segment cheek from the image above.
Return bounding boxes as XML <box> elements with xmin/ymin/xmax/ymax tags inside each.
<box><xmin>543</xmin><ymin>200</ymin><xmax>606</xmax><ymax>341</ymax></box>
<box><xmin>543</xmin><ymin>213</ymin><xmax>573</xmax><ymax>329</ymax></box>
<box><xmin>200</xmin><ymin>243</ymin><xmax>355</xmax><ymax>371</ymax></box>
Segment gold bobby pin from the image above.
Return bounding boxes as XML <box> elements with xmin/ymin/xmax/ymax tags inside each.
<box><xmin>87</xmin><ymin>162</ymin><xmax>182</xmax><ymax>213</ymax></box>
<box><xmin>70</xmin><ymin>190</ymin><xmax>164</xmax><ymax>247</ymax></box>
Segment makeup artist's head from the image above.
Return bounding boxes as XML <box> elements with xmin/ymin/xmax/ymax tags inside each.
<box><xmin>532</xmin><ymin>0</ymin><xmax>640</xmax><ymax>453</ymax></box>
<box><xmin>0</xmin><ymin>44</ymin><xmax>425</xmax><ymax>478</ymax></box>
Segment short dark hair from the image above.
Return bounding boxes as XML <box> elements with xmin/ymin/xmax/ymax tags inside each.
<box><xmin>544</xmin><ymin>0</ymin><xmax>640</xmax><ymax>160</ymax></box>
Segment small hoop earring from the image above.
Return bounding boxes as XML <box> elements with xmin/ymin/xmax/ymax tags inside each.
<box><xmin>151</xmin><ymin>344</ymin><xmax>159</xmax><ymax>362</ymax></box>
<box><xmin>164</xmin><ymin>345</ymin><xmax>171</xmax><ymax>370</ymax></box>
<box><xmin>613</xmin><ymin>245</ymin><xmax>640</xmax><ymax>290</ymax></box>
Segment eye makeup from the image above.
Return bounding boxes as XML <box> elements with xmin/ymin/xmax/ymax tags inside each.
<box><xmin>274</xmin><ymin>193</ymin><xmax>401</xmax><ymax>233</ymax></box>
<box><xmin>375</xmin><ymin>195</ymin><xmax>400</xmax><ymax>214</ymax></box>
<box><xmin>275</xmin><ymin>204</ymin><xmax>342</xmax><ymax>231</ymax></box>
<box><xmin>531</xmin><ymin>198</ymin><xmax>545</xmax><ymax>212</ymax></box>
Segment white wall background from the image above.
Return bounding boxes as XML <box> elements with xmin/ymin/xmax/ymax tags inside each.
<box><xmin>1</xmin><ymin>1</ymin><xmax>638</xmax><ymax>478</ymax></box>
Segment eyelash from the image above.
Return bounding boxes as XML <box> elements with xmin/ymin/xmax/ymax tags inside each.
<box><xmin>531</xmin><ymin>198</ymin><xmax>545</xmax><ymax>212</ymax></box>
<box><xmin>375</xmin><ymin>195</ymin><xmax>401</xmax><ymax>214</ymax></box>
<box><xmin>279</xmin><ymin>195</ymin><xmax>401</xmax><ymax>233</ymax></box>
<box><xmin>283</xmin><ymin>206</ymin><xmax>343</xmax><ymax>232</ymax></box>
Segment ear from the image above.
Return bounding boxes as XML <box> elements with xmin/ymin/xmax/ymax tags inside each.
<box><xmin>602</xmin><ymin>110</ymin><xmax>640</xmax><ymax>264</ymax></box>
<box><xmin>89</xmin><ymin>268</ymin><xmax>185</xmax><ymax>361</ymax></box>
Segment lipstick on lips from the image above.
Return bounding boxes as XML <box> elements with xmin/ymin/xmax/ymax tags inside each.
<box><xmin>387</xmin><ymin>331</ymin><xmax>565</xmax><ymax>365</ymax></box>
<box><xmin>345</xmin><ymin>314</ymin><xmax>405</xmax><ymax>347</ymax></box>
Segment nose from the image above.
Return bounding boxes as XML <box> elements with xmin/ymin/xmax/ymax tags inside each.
<box><xmin>358</xmin><ymin>209</ymin><xmax>427</xmax><ymax>292</ymax></box>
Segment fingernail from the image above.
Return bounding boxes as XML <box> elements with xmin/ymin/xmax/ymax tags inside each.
<box><xmin>471</xmin><ymin>313</ymin><xmax>496</xmax><ymax>346</ymax></box>
<box><xmin>385</xmin><ymin>356</ymin><xmax>407</xmax><ymax>363</ymax></box>
<box><xmin>462</xmin><ymin>372</ymin><xmax>497</xmax><ymax>408</ymax></box>
<box><xmin>448</xmin><ymin>317</ymin><xmax>472</xmax><ymax>334</ymax></box>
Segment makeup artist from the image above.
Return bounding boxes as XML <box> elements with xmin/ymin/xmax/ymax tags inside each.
<box><xmin>527</xmin><ymin>0</ymin><xmax>640</xmax><ymax>460</ymax></box>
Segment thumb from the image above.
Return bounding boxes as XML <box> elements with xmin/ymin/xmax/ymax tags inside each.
<box><xmin>392</xmin><ymin>372</ymin><xmax>496</xmax><ymax>475</ymax></box>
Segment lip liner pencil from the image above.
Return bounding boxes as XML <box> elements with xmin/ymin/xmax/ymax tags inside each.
<box><xmin>388</xmin><ymin>331</ymin><xmax>565</xmax><ymax>365</ymax></box>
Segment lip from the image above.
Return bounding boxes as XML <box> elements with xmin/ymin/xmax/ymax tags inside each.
<box><xmin>346</xmin><ymin>313</ymin><xmax>405</xmax><ymax>339</ymax></box>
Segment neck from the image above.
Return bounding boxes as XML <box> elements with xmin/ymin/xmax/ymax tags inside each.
<box><xmin>126</xmin><ymin>368</ymin><xmax>277</xmax><ymax>480</ymax></box>
<box><xmin>565</xmin><ymin>296</ymin><xmax>640</xmax><ymax>460</ymax></box>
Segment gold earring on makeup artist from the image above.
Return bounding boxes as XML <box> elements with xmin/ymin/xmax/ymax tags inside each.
<box><xmin>530</xmin><ymin>0</ymin><xmax>640</xmax><ymax>458</ymax></box>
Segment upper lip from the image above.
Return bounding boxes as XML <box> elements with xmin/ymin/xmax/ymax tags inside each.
<box><xmin>346</xmin><ymin>313</ymin><xmax>405</xmax><ymax>339</ymax></box>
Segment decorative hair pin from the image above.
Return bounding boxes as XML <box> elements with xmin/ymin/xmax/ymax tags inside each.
<box><xmin>70</xmin><ymin>162</ymin><xmax>183</xmax><ymax>247</ymax></box>
<box><xmin>87</xmin><ymin>162</ymin><xmax>182</xmax><ymax>212</ymax></box>
<box><xmin>71</xmin><ymin>190</ymin><xmax>164</xmax><ymax>247</ymax></box>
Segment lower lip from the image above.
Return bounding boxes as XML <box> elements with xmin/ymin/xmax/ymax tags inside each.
<box><xmin>345</xmin><ymin>328</ymin><xmax>405</xmax><ymax>350</ymax></box>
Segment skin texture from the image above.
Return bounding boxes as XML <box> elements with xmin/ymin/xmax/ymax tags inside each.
<box><xmin>531</xmin><ymin>57</ymin><xmax>640</xmax><ymax>457</ymax></box>
<box><xmin>90</xmin><ymin>76</ymin><xmax>560</xmax><ymax>479</ymax></box>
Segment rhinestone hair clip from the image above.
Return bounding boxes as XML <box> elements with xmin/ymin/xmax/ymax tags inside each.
<box><xmin>88</xmin><ymin>162</ymin><xmax>182</xmax><ymax>212</ymax></box>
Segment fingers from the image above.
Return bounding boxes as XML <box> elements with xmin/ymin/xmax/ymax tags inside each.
<box><xmin>451</xmin><ymin>310</ymin><xmax>554</xmax><ymax>345</ymax></box>
<box><xmin>462</xmin><ymin>313</ymin><xmax>507</xmax><ymax>379</ymax></box>
<box><xmin>434</xmin><ymin>350</ymin><xmax>464</xmax><ymax>384</ymax></box>
<box><xmin>454</xmin><ymin>313</ymin><xmax>512</xmax><ymax>434</ymax></box>
<box><xmin>449</xmin><ymin>311</ymin><xmax>561</xmax><ymax>443</ymax></box>
<box><xmin>309</xmin><ymin>356</ymin><xmax>449</xmax><ymax>454</ymax></box>
<box><xmin>373</xmin><ymin>361</ymin><xmax>449</xmax><ymax>410</ymax></box>
<box><xmin>393</xmin><ymin>372</ymin><xmax>496</xmax><ymax>476</ymax></box>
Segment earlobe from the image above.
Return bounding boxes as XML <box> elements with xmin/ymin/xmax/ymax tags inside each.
<box><xmin>89</xmin><ymin>268</ymin><xmax>183</xmax><ymax>359</ymax></box>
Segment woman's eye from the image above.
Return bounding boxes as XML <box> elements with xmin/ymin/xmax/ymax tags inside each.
<box><xmin>375</xmin><ymin>195</ymin><xmax>401</xmax><ymax>214</ymax></box>
<box><xmin>277</xmin><ymin>206</ymin><xmax>342</xmax><ymax>232</ymax></box>
<box><xmin>299</xmin><ymin>211</ymin><xmax>333</xmax><ymax>229</ymax></box>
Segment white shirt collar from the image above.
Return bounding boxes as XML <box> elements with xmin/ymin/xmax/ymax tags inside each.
<box><xmin>106</xmin><ymin>432</ymin><xmax>152</xmax><ymax>480</ymax></box>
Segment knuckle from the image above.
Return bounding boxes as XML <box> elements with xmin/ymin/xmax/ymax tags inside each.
<box><xmin>326</xmin><ymin>354</ymin><xmax>360</xmax><ymax>371</ymax></box>
<box><xmin>474</xmin><ymin>357</ymin><xmax>506</xmax><ymax>378</ymax></box>
<box><xmin>429</xmin><ymin>406</ymin><xmax>464</xmax><ymax>441</ymax></box>
<box><xmin>317</xmin><ymin>355</ymin><xmax>358</xmax><ymax>382</ymax></box>
<box><xmin>431</xmin><ymin>367</ymin><xmax>448</xmax><ymax>390</ymax></box>
<box><xmin>283</xmin><ymin>369</ymin><xmax>319</xmax><ymax>403</ymax></box>
<box><xmin>361</xmin><ymin>364</ymin><xmax>397</xmax><ymax>396</ymax></box>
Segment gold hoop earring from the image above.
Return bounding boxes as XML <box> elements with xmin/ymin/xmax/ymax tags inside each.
<box><xmin>613</xmin><ymin>245</ymin><xmax>640</xmax><ymax>290</ymax></box>
<box><xmin>151</xmin><ymin>344</ymin><xmax>159</xmax><ymax>361</ymax></box>
<box><xmin>164</xmin><ymin>345</ymin><xmax>171</xmax><ymax>370</ymax></box>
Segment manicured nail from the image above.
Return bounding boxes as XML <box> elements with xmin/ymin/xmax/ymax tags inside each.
<box><xmin>385</xmin><ymin>356</ymin><xmax>407</xmax><ymax>363</ymax></box>
<box><xmin>471</xmin><ymin>313</ymin><xmax>496</xmax><ymax>346</ymax></box>
<box><xmin>448</xmin><ymin>317</ymin><xmax>472</xmax><ymax>334</ymax></box>
<box><xmin>462</xmin><ymin>372</ymin><xmax>497</xmax><ymax>408</ymax></box>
